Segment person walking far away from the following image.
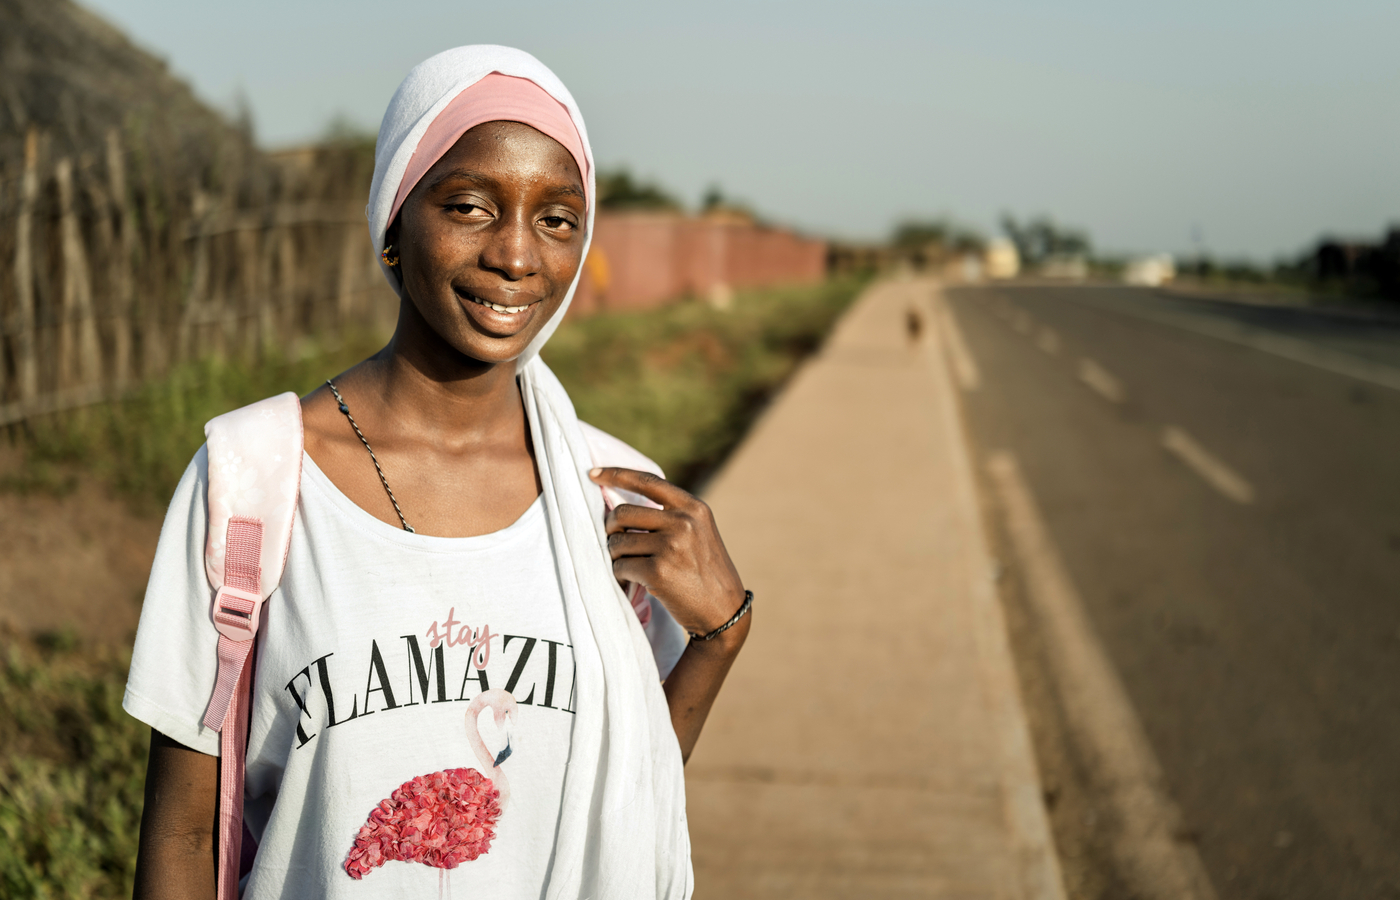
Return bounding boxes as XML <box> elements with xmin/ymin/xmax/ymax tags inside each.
<box><xmin>124</xmin><ymin>44</ymin><xmax>751</xmax><ymax>900</ymax></box>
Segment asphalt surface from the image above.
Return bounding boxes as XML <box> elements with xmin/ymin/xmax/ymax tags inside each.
<box><xmin>945</xmin><ymin>284</ymin><xmax>1400</xmax><ymax>900</ymax></box>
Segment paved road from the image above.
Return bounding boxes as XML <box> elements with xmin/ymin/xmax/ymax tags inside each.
<box><xmin>945</xmin><ymin>284</ymin><xmax>1400</xmax><ymax>900</ymax></box>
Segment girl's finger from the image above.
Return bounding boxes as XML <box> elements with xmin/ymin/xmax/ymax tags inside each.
<box><xmin>606</xmin><ymin>530</ymin><xmax>665</xmax><ymax>560</ymax></box>
<box><xmin>611</xmin><ymin>555</ymin><xmax>658</xmax><ymax>589</ymax></box>
<box><xmin>589</xmin><ymin>466</ymin><xmax>691</xmax><ymax>509</ymax></box>
<box><xmin>605</xmin><ymin>503</ymin><xmax>672</xmax><ymax>535</ymax></box>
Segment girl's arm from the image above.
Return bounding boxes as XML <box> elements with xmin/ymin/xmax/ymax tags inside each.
<box><xmin>658</xmin><ymin>612</ymin><xmax>750</xmax><ymax>762</ymax></box>
<box><xmin>590</xmin><ymin>467</ymin><xmax>751</xmax><ymax>762</ymax></box>
<box><xmin>133</xmin><ymin>729</ymin><xmax>218</xmax><ymax>900</ymax></box>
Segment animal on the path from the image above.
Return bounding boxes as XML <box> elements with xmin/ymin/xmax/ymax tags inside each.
<box><xmin>344</xmin><ymin>690</ymin><xmax>518</xmax><ymax>879</ymax></box>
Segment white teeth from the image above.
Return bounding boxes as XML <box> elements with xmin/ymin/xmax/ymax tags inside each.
<box><xmin>467</xmin><ymin>294</ymin><xmax>530</xmax><ymax>315</ymax></box>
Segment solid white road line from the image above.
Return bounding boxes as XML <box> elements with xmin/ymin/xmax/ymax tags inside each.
<box><xmin>1161</xmin><ymin>426</ymin><xmax>1256</xmax><ymax>504</ymax></box>
<box><xmin>1036</xmin><ymin>327</ymin><xmax>1061</xmax><ymax>356</ymax></box>
<box><xmin>933</xmin><ymin>293</ymin><xmax>982</xmax><ymax>391</ymax></box>
<box><xmin>1078</xmin><ymin>358</ymin><xmax>1127</xmax><ymax>404</ymax></box>
<box><xmin>986</xmin><ymin>452</ymin><xmax>1220</xmax><ymax>900</ymax></box>
<box><xmin>924</xmin><ymin>286</ymin><xmax>1067</xmax><ymax>900</ymax></box>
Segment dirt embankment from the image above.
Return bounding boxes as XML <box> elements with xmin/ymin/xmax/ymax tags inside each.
<box><xmin>0</xmin><ymin>457</ymin><xmax>161</xmax><ymax>645</ymax></box>
<box><xmin>0</xmin><ymin>0</ymin><xmax>249</xmax><ymax>168</ymax></box>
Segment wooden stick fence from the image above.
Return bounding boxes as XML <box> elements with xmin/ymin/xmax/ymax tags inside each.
<box><xmin>0</xmin><ymin>128</ymin><xmax>397</xmax><ymax>427</ymax></box>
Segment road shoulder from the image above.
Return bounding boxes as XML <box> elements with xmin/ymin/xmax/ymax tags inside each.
<box><xmin>686</xmin><ymin>278</ymin><xmax>1065</xmax><ymax>899</ymax></box>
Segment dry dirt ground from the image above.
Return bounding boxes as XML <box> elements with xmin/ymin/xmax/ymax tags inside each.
<box><xmin>0</xmin><ymin>454</ymin><xmax>161</xmax><ymax>646</ymax></box>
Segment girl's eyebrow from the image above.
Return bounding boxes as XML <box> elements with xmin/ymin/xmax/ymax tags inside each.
<box><xmin>546</xmin><ymin>184</ymin><xmax>587</xmax><ymax>202</ymax></box>
<box><xmin>428</xmin><ymin>169</ymin><xmax>585</xmax><ymax>202</ymax></box>
<box><xmin>426</xmin><ymin>169</ymin><xmax>495</xmax><ymax>191</ymax></box>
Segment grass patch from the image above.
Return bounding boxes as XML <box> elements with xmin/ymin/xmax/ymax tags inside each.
<box><xmin>544</xmin><ymin>277</ymin><xmax>867</xmax><ymax>486</ymax></box>
<box><xmin>0</xmin><ymin>632</ymin><xmax>149</xmax><ymax>899</ymax></box>
<box><xmin>0</xmin><ymin>276</ymin><xmax>866</xmax><ymax>894</ymax></box>
<box><xmin>7</xmin><ymin>276</ymin><xmax>866</xmax><ymax>505</ymax></box>
<box><xmin>6</xmin><ymin>332</ymin><xmax>388</xmax><ymax>513</ymax></box>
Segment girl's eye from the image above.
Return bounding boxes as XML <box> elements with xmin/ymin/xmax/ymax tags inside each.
<box><xmin>448</xmin><ymin>201</ymin><xmax>494</xmax><ymax>218</ymax></box>
<box><xmin>541</xmin><ymin>216</ymin><xmax>575</xmax><ymax>230</ymax></box>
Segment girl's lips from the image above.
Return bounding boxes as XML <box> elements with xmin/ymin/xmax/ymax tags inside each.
<box><xmin>455</xmin><ymin>287</ymin><xmax>543</xmax><ymax>337</ymax></box>
<box><xmin>459</xmin><ymin>289</ymin><xmax>536</xmax><ymax>315</ymax></box>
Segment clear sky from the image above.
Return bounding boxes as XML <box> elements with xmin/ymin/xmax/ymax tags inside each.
<box><xmin>80</xmin><ymin>0</ymin><xmax>1399</xmax><ymax>261</ymax></box>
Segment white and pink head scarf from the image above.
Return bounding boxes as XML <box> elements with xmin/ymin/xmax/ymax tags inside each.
<box><xmin>367</xmin><ymin>46</ymin><xmax>692</xmax><ymax>899</ymax></box>
<box><xmin>367</xmin><ymin>45</ymin><xmax>596</xmax><ymax>367</ymax></box>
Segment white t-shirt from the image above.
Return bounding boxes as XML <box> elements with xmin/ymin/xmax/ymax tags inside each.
<box><xmin>124</xmin><ymin>447</ymin><xmax>687</xmax><ymax>897</ymax></box>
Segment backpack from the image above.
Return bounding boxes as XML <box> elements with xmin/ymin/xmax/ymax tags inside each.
<box><xmin>199</xmin><ymin>392</ymin><xmax>665</xmax><ymax>899</ymax></box>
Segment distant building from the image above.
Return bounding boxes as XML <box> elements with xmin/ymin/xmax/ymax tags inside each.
<box><xmin>1038</xmin><ymin>255</ymin><xmax>1089</xmax><ymax>281</ymax></box>
<box><xmin>569</xmin><ymin>212</ymin><xmax>827</xmax><ymax>315</ymax></box>
<box><xmin>1124</xmin><ymin>255</ymin><xmax>1176</xmax><ymax>287</ymax></box>
<box><xmin>984</xmin><ymin>238</ymin><xmax>1020</xmax><ymax>279</ymax></box>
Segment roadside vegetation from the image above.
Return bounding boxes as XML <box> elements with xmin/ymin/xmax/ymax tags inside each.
<box><xmin>0</xmin><ymin>635</ymin><xmax>145</xmax><ymax>900</ymax></box>
<box><xmin>544</xmin><ymin>276</ymin><xmax>868</xmax><ymax>486</ymax></box>
<box><xmin>0</xmin><ymin>274</ymin><xmax>866</xmax><ymax>898</ymax></box>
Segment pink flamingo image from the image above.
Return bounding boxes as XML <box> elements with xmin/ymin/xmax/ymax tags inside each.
<box><xmin>345</xmin><ymin>689</ymin><xmax>517</xmax><ymax>880</ymax></box>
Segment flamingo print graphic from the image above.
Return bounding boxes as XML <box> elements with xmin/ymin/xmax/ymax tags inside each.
<box><xmin>344</xmin><ymin>690</ymin><xmax>518</xmax><ymax>879</ymax></box>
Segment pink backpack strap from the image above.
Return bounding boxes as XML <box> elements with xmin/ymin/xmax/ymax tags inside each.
<box><xmin>200</xmin><ymin>392</ymin><xmax>303</xmax><ymax>900</ymax></box>
<box><xmin>578</xmin><ymin>421</ymin><xmax>664</xmax><ymax>626</ymax></box>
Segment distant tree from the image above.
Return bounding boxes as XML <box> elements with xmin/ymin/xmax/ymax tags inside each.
<box><xmin>699</xmin><ymin>183</ymin><xmax>761</xmax><ymax>223</ymax></box>
<box><xmin>322</xmin><ymin>112</ymin><xmax>375</xmax><ymax>145</ymax></box>
<box><xmin>891</xmin><ymin>218</ymin><xmax>983</xmax><ymax>253</ymax></box>
<box><xmin>1000</xmin><ymin>214</ymin><xmax>1091</xmax><ymax>265</ymax></box>
<box><xmin>596</xmin><ymin>168</ymin><xmax>682</xmax><ymax>211</ymax></box>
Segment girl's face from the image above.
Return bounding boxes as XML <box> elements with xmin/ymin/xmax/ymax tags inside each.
<box><xmin>388</xmin><ymin>120</ymin><xmax>587</xmax><ymax>365</ymax></box>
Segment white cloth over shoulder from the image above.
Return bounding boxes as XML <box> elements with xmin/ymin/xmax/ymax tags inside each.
<box><xmin>368</xmin><ymin>46</ymin><xmax>691</xmax><ymax>899</ymax></box>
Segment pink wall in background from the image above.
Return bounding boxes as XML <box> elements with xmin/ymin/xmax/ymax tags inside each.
<box><xmin>570</xmin><ymin>212</ymin><xmax>827</xmax><ymax>315</ymax></box>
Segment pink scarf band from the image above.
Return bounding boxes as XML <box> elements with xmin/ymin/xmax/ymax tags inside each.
<box><xmin>387</xmin><ymin>72</ymin><xmax>590</xmax><ymax>229</ymax></box>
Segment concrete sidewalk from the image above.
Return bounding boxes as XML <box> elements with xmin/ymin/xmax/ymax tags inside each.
<box><xmin>686</xmin><ymin>278</ymin><xmax>1065</xmax><ymax>899</ymax></box>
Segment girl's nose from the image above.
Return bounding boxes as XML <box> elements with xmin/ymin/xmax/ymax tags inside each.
<box><xmin>479</xmin><ymin>217</ymin><xmax>540</xmax><ymax>282</ymax></box>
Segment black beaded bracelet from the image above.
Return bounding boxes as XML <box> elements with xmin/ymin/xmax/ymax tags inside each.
<box><xmin>689</xmin><ymin>590</ymin><xmax>753</xmax><ymax>642</ymax></box>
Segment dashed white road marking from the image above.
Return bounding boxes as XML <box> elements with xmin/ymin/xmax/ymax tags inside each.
<box><xmin>986</xmin><ymin>452</ymin><xmax>1220</xmax><ymax>900</ymax></box>
<box><xmin>1161</xmin><ymin>426</ymin><xmax>1256</xmax><ymax>504</ymax></box>
<box><xmin>1078</xmin><ymin>358</ymin><xmax>1126</xmax><ymax>404</ymax></box>
<box><xmin>1062</xmin><ymin>291</ymin><xmax>1400</xmax><ymax>393</ymax></box>
<box><xmin>1013</xmin><ymin>309</ymin><xmax>1035</xmax><ymax>335</ymax></box>
<box><xmin>1036</xmin><ymin>327</ymin><xmax>1061</xmax><ymax>356</ymax></box>
<box><xmin>933</xmin><ymin>294</ymin><xmax>981</xmax><ymax>391</ymax></box>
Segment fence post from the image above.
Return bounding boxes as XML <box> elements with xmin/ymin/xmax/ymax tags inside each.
<box><xmin>12</xmin><ymin>128</ymin><xmax>40</xmax><ymax>402</ymax></box>
<box><xmin>56</xmin><ymin>156</ymin><xmax>103</xmax><ymax>389</ymax></box>
<box><xmin>236</xmin><ymin>220</ymin><xmax>262</xmax><ymax>359</ymax></box>
<box><xmin>276</xmin><ymin>221</ymin><xmax>297</xmax><ymax>354</ymax></box>
<box><xmin>256</xmin><ymin>223</ymin><xmax>277</xmax><ymax>356</ymax></box>
<box><xmin>105</xmin><ymin>130</ymin><xmax>135</xmax><ymax>390</ymax></box>
<box><xmin>336</xmin><ymin>218</ymin><xmax>360</xmax><ymax>326</ymax></box>
<box><xmin>177</xmin><ymin>187</ymin><xmax>210</xmax><ymax>361</ymax></box>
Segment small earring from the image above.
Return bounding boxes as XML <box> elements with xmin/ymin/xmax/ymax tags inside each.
<box><xmin>380</xmin><ymin>245</ymin><xmax>399</xmax><ymax>267</ymax></box>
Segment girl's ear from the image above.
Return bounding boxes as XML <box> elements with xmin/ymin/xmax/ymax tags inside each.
<box><xmin>385</xmin><ymin>217</ymin><xmax>401</xmax><ymax>257</ymax></box>
<box><xmin>385</xmin><ymin>217</ymin><xmax>404</xmax><ymax>288</ymax></box>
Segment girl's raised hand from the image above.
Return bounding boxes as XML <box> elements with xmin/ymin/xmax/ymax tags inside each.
<box><xmin>588</xmin><ymin>467</ymin><xmax>746</xmax><ymax>639</ymax></box>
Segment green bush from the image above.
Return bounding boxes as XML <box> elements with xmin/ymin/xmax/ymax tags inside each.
<box><xmin>0</xmin><ymin>634</ymin><xmax>149</xmax><ymax>899</ymax></box>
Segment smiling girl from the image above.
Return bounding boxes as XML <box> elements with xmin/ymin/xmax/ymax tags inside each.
<box><xmin>125</xmin><ymin>45</ymin><xmax>749</xmax><ymax>899</ymax></box>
